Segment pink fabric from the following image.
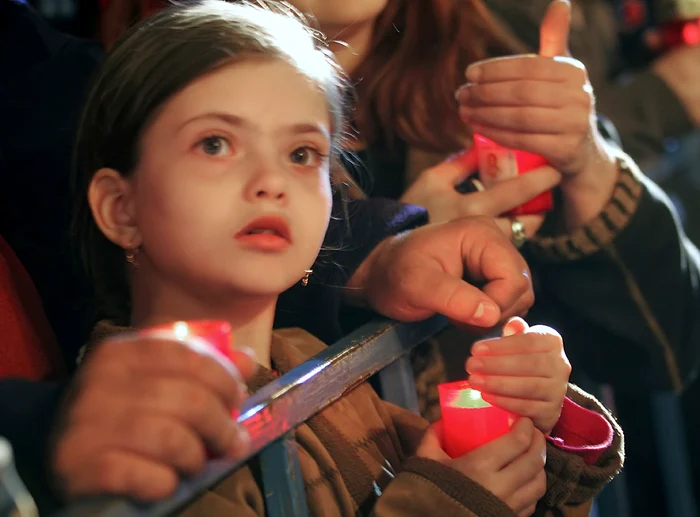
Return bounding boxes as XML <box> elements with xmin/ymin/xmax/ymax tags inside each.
<box><xmin>548</xmin><ymin>396</ymin><xmax>614</xmax><ymax>465</ymax></box>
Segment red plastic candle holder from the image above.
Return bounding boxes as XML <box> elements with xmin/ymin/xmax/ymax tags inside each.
<box><xmin>139</xmin><ymin>320</ymin><xmax>239</xmax><ymax>423</ymax></box>
<box><xmin>438</xmin><ymin>380</ymin><xmax>516</xmax><ymax>458</ymax></box>
<box><xmin>473</xmin><ymin>134</ymin><xmax>553</xmax><ymax>215</ymax></box>
<box><xmin>139</xmin><ymin>320</ymin><xmax>234</xmax><ymax>360</ymax></box>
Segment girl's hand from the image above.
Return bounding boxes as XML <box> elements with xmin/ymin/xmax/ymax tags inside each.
<box><xmin>400</xmin><ymin>148</ymin><xmax>561</xmax><ymax>235</ymax></box>
<box><xmin>417</xmin><ymin>418</ymin><xmax>546</xmax><ymax>517</ymax></box>
<box><xmin>466</xmin><ymin>317</ymin><xmax>571</xmax><ymax>435</ymax></box>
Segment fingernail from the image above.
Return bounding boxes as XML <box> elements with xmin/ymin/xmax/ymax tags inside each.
<box><xmin>466</xmin><ymin>358</ymin><xmax>484</xmax><ymax>373</ymax></box>
<box><xmin>444</xmin><ymin>148</ymin><xmax>469</xmax><ymax>163</ymax></box>
<box><xmin>469</xmin><ymin>375</ymin><xmax>485</xmax><ymax>387</ymax></box>
<box><xmin>541</xmin><ymin>447</ymin><xmax>547</xmax><ymax>464</ymax></box>
<box><xmin>473</xmin><ymin>302</ymin><xmax>498</xmax><ymax>323</ymax></box>
<box><xmin>455</xmin><ymin>84</ymin><xmax>469</xmax><ymax>102</ymax></box>
<box><xmin>466</xmin><ymin>64</ymin><xmax>482</xmax><ymax>82</ymax></box>
<box><xmin>471</xmin><ymin>341</ymin><xmax>490</xmax><ymax>355</ymax></box>
<box><xmin>503</xmin><ymin>322</ymin><xmax>518</xmax><ymax>337</ymax></box>
<box><xmin>471</xmin><ymin>178</ymin><xmax>486</xmax><ymax>192</ymax></box>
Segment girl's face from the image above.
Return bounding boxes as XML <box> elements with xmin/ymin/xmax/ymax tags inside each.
<box><xmin>93</xmin><ymin>59</ymin><xmax>333</xmax><ymax>299</ymax></box>
<box><xmin>285</xmin><ymin>0</ymin><xmax>389</xmax><ymax>32</ymax></box>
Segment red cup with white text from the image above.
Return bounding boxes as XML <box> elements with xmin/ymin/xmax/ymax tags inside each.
<box><xmin>472</xmin><ymin>133</ymin><xmax>553</xmax><ymax>215</ymax></box>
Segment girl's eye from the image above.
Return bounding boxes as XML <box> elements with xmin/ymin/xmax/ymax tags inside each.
<box><xmin>289</xmin><ymin>146</ymin><xmax>328</xmax><ymax>168</ymax></box>
<box><xmin>198</xmin><ymin>136</ymin><xmax>232</xmax><ymax>157</ymax></box>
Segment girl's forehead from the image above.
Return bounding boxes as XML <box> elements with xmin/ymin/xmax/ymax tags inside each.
<box><xmin>156</xmin><ymin>60</ymin><xmax>332</xmax><ymax>131</ymax></box>
<box><xmin>169</xmin><ymin>60</ymin><xmax>327</xmax><ymax>117</ymax></box>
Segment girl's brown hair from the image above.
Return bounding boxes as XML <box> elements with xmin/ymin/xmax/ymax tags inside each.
<box><xmin>352</xmin><ymin>0</ymin><xmax>527</xmax><ymax>153</ymax></box>
<box><xmin>72</xmin><ymin>0</ymin><xmax>349</xmax><ymax>322</ymax></box>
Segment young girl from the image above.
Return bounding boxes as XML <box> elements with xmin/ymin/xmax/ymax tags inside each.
<box><xmin>57</xmin><ymin>2</ymin><xmax>622</xmax><ymax>516</ymax></box>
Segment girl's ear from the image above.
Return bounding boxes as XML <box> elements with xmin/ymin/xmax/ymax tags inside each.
<box><xmin>88</xmin><ymin>168</ymin><xmax>141</xmax><ymax>249</ymax></box>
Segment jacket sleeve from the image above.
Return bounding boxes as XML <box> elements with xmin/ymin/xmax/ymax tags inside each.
<box><xmin>275</xmin><ymin>197</ymin><xmax>428</xmax><ymax>344</ymax></box>
<box><xmin>372</xmin><ymin>457</ymin><xmax>517</xmax><ymax>517</ymax></box>
<box><xmin>177</xmin><ymin>465</ymin><xmax>265</xmax><ymax>517</ymax></box>
<box><xmin>527</xmin><ymin>151</ymin><xmax>700</xmax><ymax>392</ymax></box>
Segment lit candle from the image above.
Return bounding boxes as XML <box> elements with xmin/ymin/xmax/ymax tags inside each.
<box><xmin>438</xmin><ymin>380</ymin><xmax>516</xmax><ymax>458</ymax></box>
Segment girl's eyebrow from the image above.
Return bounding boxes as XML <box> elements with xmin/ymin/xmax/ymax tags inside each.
<box><xmin>178</xmin><ymin>112</ymin><xmax>330</xmax><ymax>141</ymax></box>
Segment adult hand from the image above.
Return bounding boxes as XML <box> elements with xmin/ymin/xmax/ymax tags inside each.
<box><xmin>417</xmin><ymin>418</ymin><xmax>546</xmax><ymax>517</ymax></box>
<box><xmin>400</xmin><ymin>148</ymin><xmax>561</xmax><ymax>238</ymax></box>
<box><xmin>346</xmin><ymin>216</ymin><xmax>534</xmax><ymax>329</ymax></box>
<box><xmin>466</xmin><ymin>317</ymin><xmax>571</xmax><ymax>435</ymax></box>
<box><xmin>51</xmin><ymin>335</ymin><xmax>256</xmax><ymax>501</ymax></box>
<box><xmin>456</xmin><ymin>0</ymin><xmax>619</xmax><ymax>230</ymax></box>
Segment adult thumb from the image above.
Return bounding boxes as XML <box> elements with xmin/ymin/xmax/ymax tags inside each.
<box><xmin>539</xmin><ymin>0</ymin><xmax>572</xmax><ymax>58</ymax></box>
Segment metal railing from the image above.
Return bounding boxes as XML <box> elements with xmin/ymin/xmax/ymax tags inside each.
<box><xmin>55</xmin><ymin>316</ymin><xmax>448</xmax><ymax>517</ymax></box>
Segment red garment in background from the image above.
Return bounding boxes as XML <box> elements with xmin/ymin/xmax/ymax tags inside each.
<box><xmin>0</xmin><ymin>234</ymin><xmax>66</xmax><ymax>380</ymax></box>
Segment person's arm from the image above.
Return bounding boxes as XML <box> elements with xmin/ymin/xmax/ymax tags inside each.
<box><xmin>0</xmin><ymin>379</ymin><xmax>67</xmax><ymax>514</ymax></box>
<box><xmin>527</xmin><ymin>152</ymin><xmax>700</xmax><ymax>392</ymax></box>
<box><xmin>275</xmin><ymin>197</ymin><xmax>428</xmax><ymax>343</ymax></box>
<box><xmin>175</xmin><ymin>466</ymin><xmax>265</xmax><ymax>517</ymax></box>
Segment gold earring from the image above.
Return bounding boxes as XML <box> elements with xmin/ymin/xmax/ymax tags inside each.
<box><xmin>125</xmin><ymin>247</ymin><xmax>140</xmax><ymax>269</ymax></box>
<box><xmin>301</xmin><ymin>269</ymin><xmax>313</xmax><ymax>287</ymax></box>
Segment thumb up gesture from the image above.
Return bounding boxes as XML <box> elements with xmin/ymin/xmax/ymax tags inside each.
<box><xmin>456</xmin><ymin>0</ymin><xmax>606</xmax><ymax>180</ymax></box>
<box><xmin>539</xmin><ymin>0</ymin><xmax>571</xmax><ymax>57</ymax></box>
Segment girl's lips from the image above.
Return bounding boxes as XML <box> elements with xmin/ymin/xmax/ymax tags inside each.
<box><xmin>235</xmin><ymin>216</ymin><xmax>292</xmax><ymax>251</ymax></box>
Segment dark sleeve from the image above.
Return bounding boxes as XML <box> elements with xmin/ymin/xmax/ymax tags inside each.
<box><xmin>526</xmin><ymin>152</ymin><xmax>700</xmax><ymax>392</ymax></box>
<box><xmin>0</xmin><ymin>379</ymin><xmax>67</xmax><ymax>514</ymax></box>
<box><xmin>275</xmin><ymin>198</ymin><xmax>428</xmax><ymax>344</ymax></box>
<box><xmin>595</xmin><ymin>70</ymin><xmax>695</xmax><ymax>164</ymax></box>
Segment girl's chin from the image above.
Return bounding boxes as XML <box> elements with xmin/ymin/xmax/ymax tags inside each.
<box><xmin>223</xmin><ymin>278</ymin><xmax>301</xmax><ymax>297</ymax></box>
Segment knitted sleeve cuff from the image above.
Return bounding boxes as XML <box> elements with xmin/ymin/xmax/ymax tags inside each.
<box><xmin>548</xmin><ymin>396</ymin><xmax>614</xmax><ymax>465</ymax></box>
<box><xmin>529</xmin><ymin>152</ymin><xmax>643</xmax><ymax>262</ymax></box>
<box><xmin>541</xmin><ymin>385</ymin><xmax>624</xmax><ymax>508</ymax></box>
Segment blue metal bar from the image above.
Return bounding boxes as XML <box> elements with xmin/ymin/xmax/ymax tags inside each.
<box><xmin>378</xmin><ymin>355</ymin><xmax>420</xmax><ymax>414</ymax></box>
<box><xmin>260</xmin><ymin>432</ymin><xmax>309</xmax><ymax>517</ymax></box>
<box><xmin>54</xmin><ymin>316</ymin><xmax>448</xmax><ymax>517</ymax></box>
